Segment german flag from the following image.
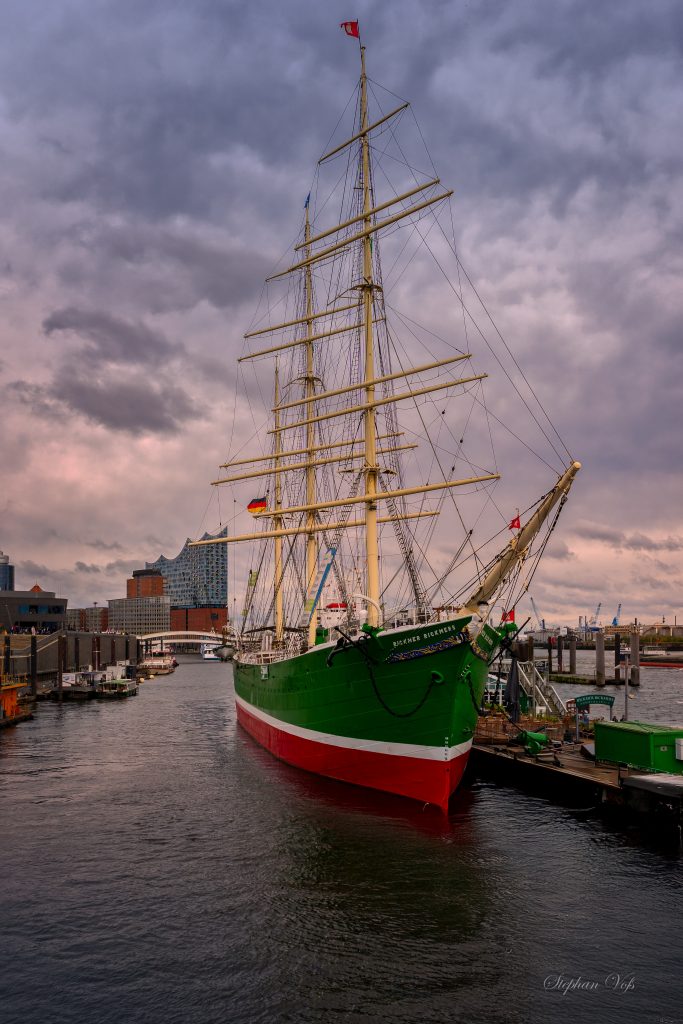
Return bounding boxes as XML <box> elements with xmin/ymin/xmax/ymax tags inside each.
<box><xmin>247</xmin><ymin>497</ymin><xmax>267</xmax><ymax>514</ymax></box>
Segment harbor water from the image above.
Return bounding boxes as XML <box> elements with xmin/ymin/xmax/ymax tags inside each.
<box><xmin>1</xmin><ymin>658</ymin><xmax>683</xmax><ymax>1024</ymax></box>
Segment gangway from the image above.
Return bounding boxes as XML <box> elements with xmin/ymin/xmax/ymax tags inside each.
<box><xmin>496</xmin><ymin>659</ymin><xmax>567</xmax><ymax>718</ymax></box>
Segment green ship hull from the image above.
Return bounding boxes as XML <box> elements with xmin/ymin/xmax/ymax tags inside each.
<box><xmin>234</xmin><ymin>616</ymin><xmax>501</xmax><ymax>812</ymax></box>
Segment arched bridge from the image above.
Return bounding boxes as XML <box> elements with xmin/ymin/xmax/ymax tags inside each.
<box><xmin>136</xmin><ymin>631</ymin><xmax>230</xmax><ymax>646</ymax></box>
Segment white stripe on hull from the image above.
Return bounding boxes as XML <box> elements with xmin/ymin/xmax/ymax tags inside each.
<box><xmin>235</xmin><ymin>695</ymin><xmax>472</xmax><ymax>763</ymax></box>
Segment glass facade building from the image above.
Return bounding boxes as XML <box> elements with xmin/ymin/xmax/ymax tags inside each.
<box><xmin>146</xmin><ymin>528</ymin><xmax>228</xmax><ymax>608</ymax></box>
<box><xmin>0</xmin><ymin>551</ymin><xmax>15</xmax><ymax>591</ymax></box>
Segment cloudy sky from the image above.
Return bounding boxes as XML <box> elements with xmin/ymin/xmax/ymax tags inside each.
<box><xmin>1</xmin><ymin>0</ymin><xmax>681</xmax><ymax>628</ymax></box>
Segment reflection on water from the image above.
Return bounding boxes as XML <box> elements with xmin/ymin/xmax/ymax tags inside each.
<box><xmin>1</xmin><ymin>658</ymin><xmax>682</xmax><ymax>1024</ymax></box>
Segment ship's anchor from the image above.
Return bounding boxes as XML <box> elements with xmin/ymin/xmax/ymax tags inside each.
<box><xmin>326</xmin><ymin>628</ymin><xmax>376</xmax><ymax>668</ymax></box>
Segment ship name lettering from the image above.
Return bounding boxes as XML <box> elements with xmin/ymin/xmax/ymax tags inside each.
<box><xmin>391</xmin><ymin>624</ymin><xmax>452</xmax><ymax>649</ymax></box>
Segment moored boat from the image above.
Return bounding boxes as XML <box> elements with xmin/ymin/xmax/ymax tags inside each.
<box><xmin>200</xmin><ymin>642</ymin><xmax>223</xmax><ymax>661</ymax></box>
<box><xmin>97</xmin><ymin>677</ymin><xmax>139</xmax><ymax>698</ymax></box>
<box><xmin>137</xmin><ymin>655</ymin><xmax>175</xmax><ymax>677</ymax></box>
<box><xmin>641</xmin><ymin>647</ymin><xmax>683</xmax><ymax>668</ymax></box>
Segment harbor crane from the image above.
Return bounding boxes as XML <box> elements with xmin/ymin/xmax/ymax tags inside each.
<box><xmin>612</xmin><ymin>603</ymin><xmax>622</xmax><ymax>627</ymax></box>
<box><xmin>589</xmin><ymin>602</ymin><xmax>602</xmax><ymax>628</ymax></box>
<box><xmin>529</xmin><ymin>596</ymin><xmax>545</xmax><ymax>632</ymax></box>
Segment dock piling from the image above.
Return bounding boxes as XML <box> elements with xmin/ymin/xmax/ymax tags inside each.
<box><xmin>30</xmin><ymin>634</ymin><xmax>37</xmax><ymax>697</ymax></box>
<box><xmin>630</xmin><ymin>630</ymin><xmax>640</xmax><ymax>686</ymax></box>
<box><xmin>57</xmin><ymin>633</ymin><xmax>65</xmax><ymax>702</ymax></box>
<box><xmin>596</xmin><ymin>632</ymin><xmax>606</xmax><ymax>686</ymax></box>
<box><xmin>569</xmin><ymin>635</ymin><xmax>577</xmax><ymax>675</ymax></box>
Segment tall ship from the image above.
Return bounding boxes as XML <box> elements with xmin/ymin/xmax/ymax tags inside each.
<box><xmin>194</xmin><ymin>29</ymin><xmax>580</xmax><ymax>812</ymax></box>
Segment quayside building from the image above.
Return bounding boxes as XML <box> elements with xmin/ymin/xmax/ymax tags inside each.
<box><xmin>0</xmin><ymin>584</ymin><xmax>67</xmax><ymax>634</ymax></box>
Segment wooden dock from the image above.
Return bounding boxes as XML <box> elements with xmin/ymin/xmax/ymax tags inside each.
<box><xmin>469</xmin><ymin>741</ymin><xmax>683</xmax><ymax>837</ymax></box>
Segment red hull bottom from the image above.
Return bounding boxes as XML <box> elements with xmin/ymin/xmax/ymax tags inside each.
<box><xmin>237</xmin><ymin>700</ymin><xmax>471</xmax><ymax>813</ymax></box>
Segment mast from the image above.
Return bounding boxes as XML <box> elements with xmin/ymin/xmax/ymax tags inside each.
<box><xmin>360</xmin><ymin>44</ymin><xmax>380</xmax><ymax>627</ymax></box>
<box><xmin>304</xmin><ymin>202</ymin><xmax>318</xmax><ymax>648</ymax></box>
<box><xmin>273</xmin><ymin>365</ymin><xmax>284</xmax><ymax>640</ymax></box>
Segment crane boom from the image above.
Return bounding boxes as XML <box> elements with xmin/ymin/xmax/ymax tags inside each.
<box><xmin>529</xmin><ymin>596</ymin><xmax>544</xmax><ymax>632</ymax></box>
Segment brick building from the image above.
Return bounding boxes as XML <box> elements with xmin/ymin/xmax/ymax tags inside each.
<box><xmin>127</xmin><ymin>569</ymin><xmax>165</xmax><ymax>598</ymax></box>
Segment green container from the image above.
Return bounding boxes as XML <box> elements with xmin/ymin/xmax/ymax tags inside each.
<box><xmin>594</xmin><ymin>721</ymin><xmax>683</xmax><ymax>774</ymax></box>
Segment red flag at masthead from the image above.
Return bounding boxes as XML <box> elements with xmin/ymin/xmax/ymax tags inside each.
<box><xmin>340</xmin><ymin>21</ymin><xmax>360</xmax><ymax>38</ymax></box>
<box><xmin>508</xmin><ymin>513</ymin><xmax>521</xmax><ymax>530</ymax></box>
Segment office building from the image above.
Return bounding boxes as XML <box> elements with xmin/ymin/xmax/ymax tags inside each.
<box><xmin>108</xmin><ymin>596</ymin><xmax>170</xmax><ymax>635</ymax></box>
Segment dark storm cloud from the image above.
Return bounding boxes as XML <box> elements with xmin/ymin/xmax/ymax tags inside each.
<box><xmin>623</xmin><ymin>533</ymin><xmax>683</xmax><ymax>553</ymax></box>
<box><xmin>493</xmin><ymin>0</ymin><xmax>683</xmax><ymax>77</ymax></box>
<box><xmin>86</xmin><ymin>538</ymin><xmax>123</xmax><ymax>551</ymax></box>
<box><xmin>573</xmin><ymin>522</ymin><xmax>683</xmax><ymax>552</ymax></box>
<box><xmin>573</xmin><ymin>522</ymin><xmax>625</xmax><ymax>544</ymax></box>
<box><xmin>43</xmin><ymin>308</ymin><xmax>179</xmax><ymax>367</ymax></box>
<box><xmin>633</xmin><ymin>573</ymin><xmax>677</xmax><ymax>592</ymax></box>
<box><xmin>567</xmin><ymin>260</ymin><xmax>683</xmax><ymax>357</ymax></box>
<box><xmin>543</xmin><ymin>540</ymin><xmax>574</xmax><ymax>560</ymax></box>
<box><xmin>9</xmin><ymin>380</ymin><xmax>61</xmax><ymax>418</ymax></box>
<box><xmin>0</xmin><ymin>1</ymin><xmax>343</xmax><ymax>222</ymax></box>
<box><xmin>540</xmin><ymin>576</ymin><xmax>602</xmax><ymax>594</ymax></box>
<box><xmin>144</xmin><ymin>534</ymin><xmax>173</xmax><ymax>549</ymax></box>
<box><xmin>10</xmin><ymin>366</ymin><xmax>198</xmax><ymax>435</ymax></box>
<box><xmin>92</xmin><ymin>225</ymin><xmax>272</xmax><ymax>312</ymax></box>
<box><xmin>18</xmin><ymin>560</ymin><xmax>51</xmax><ymax>577</ymax></box>
<box><xmin>104</xmin><ymin>558</ymin><xmax>144</xmax><ymax>575</ymax></box>
<box><xmin>2</xmin><ymin>0</ymin><xmax>679</xmax><ymax>232</ymax></box>
<box><xmin>49</xmin><ymin>367</ymin><xmax>198</xmax><ymax>434</ymax></box>
<box><xmin>27</xmin><ymin>308</ymin><xmax>200</xmax><ymax>433</ymax></box>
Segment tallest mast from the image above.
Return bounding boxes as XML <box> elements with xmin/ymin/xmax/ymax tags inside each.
<box><xmin>360</xmin><ymin>45</ymin><xmax>380</xmax><ymax>627</ymax></box>
<box><xmin>304</xmin><ymin>202</ymin><xmax>318</xmax><ymax>648</ymax></box>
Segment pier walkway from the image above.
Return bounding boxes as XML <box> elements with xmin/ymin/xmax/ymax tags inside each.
<box><xmin>469</xmin><ymin>741</ymin><xmax>683</xmax><ymax>837</ymax></box>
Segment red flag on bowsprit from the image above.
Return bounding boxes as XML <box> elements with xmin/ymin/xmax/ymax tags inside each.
<box><xmin>340</xmin><ymin>21</ymin><xmax>360</xmax><ymax>38</ymax></box>
<box><xmin>508</xmin><ymin>514</ymin><xmax>521</xmax><ymax>530</ymax></box>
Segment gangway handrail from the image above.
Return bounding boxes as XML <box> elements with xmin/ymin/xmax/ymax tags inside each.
<box><xmin>498</xmin><ymin>658</ymin><xmax>567</xmax><ymax>718</ymax></box>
